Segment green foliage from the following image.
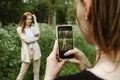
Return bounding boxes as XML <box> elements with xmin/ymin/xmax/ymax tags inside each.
<box><xmin>0</xmin><ymin>0</ymin><xmax>75</xmax><ymax>27</ymax></box>
<box><xmin>33</xmin><ymin>1</ymin><xmax>50</xmax><ymax>23</ymax></box>
<box><xmin>39</xmin><ymin>23</ymin><xmax>56</xmax><ymax>79</ymax></box>
<box><xmin>0</xmin><ymin>0</ymin><xmax>24</xmax><ymax>26</ymax></box>
<box><xmin>0</xmin><ymin>23</ymin><xmax>95</xmax><ymax>80</ymax></box>
<box><xmin>0</xmin><ymin>24</ymin><xmax>21</xmax><ymax>80</ymax></box>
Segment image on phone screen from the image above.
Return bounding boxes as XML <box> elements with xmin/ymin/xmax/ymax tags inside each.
<box><xmin>57</xmin><ymin>25</ymin><xmax>74</xmax><ymax>58</ymax></box>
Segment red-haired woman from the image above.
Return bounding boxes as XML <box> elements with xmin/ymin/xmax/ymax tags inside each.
<box><xmin>16</xmin><ymin>12</ymin><xmax>41</xmax><ymax>80</ymax></box>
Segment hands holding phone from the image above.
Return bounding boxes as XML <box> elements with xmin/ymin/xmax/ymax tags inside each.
<box><xmin>44</xmin><ymin>40</ymin><xmax>91</xmax><ymax>80</ymax></box>
<box><xmin>44</xmin><ymin>25</ymin><xmax>91</xmax><ymax>80</ymax></box>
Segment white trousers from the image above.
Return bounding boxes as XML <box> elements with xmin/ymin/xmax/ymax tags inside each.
<box><xmin>16</xmin><ymin>48</ymin><xmax>40</xmax><ymax>80</ymax></box>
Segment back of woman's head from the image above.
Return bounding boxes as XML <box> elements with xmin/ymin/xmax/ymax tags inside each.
<box><xmin>91</xmin><ymin>0</ymin><xmax>120</xmax><ymax>54</ymax></box>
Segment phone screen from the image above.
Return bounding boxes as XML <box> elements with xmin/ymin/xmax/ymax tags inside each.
<box><xmin>57</xmin><ymin>25</ymin><xmax>74</xmax><ymax>58</ymax></box>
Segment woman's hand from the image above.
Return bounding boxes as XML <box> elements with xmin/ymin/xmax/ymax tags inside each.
<box><xmin>64</xmin><ymin>48</ymin><xmax>91</xmax><ymax>71</ymax></box>
<box><xmin>32</xmin><ymin>14</ymin><xmax>37</xmax><ymax>22</ymax></box>
<box><xmin>44</xmin><ymin>40</ymin><xmax>66</xmax><ymax>80</ymax></box>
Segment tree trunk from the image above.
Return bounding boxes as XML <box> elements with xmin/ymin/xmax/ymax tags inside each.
<box><xmin>51</xmin><ymin>0</ymin><xmax>56</xmax><ymax>29</ymax></box>
<box><xmin>52</xmin><ymin>8</ymin><xmax>56</xmax><ymax>29</ymax></box>
<box><xmin>48</xmin><ymin>15</ymin><xmax>51</xmax><ymax>26</ymax></box>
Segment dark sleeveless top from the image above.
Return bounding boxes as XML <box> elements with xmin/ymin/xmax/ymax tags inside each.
<box><xmin>55</xmin><ymin>69</ymin><xmax>103</xmax><ymax>80</ymax></box>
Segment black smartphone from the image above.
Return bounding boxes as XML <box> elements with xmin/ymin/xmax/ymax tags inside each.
<box><xmin>56</xmin><ymin>25</ymin><xmax>74</xmax><ymax>59</ymax></box>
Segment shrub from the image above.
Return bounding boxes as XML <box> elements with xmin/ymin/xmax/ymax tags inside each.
<box><xmin>0</xmin><ymin>24</ymin><xmax>21</xmax><ymax>80</ymax></box>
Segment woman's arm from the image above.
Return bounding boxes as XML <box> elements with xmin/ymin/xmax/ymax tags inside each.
<box><xmin>44</xmin><ymin>40</ymin><xmax>66</xmax><ymax>80</ymax></box>
<box><xmin>17</xmin><ymin>27</ymin><xmax>39</xmax><ymax>44</ymax></box>
<box><xmin>32</xmin><ymin>14</ymin><xmax>40</xmax><ymax>36</ymax></box>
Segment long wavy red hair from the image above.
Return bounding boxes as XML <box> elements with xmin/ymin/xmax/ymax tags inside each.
<box><xmin>20</xmin><ymin>12</ymin><xmax>33</xmax><ymax>33</ymax></box>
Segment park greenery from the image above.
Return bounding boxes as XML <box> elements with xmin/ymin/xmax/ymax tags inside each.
<box><xmin>0</xmin><ymin>0</ymin><xmax>95</xmax><ymax>80</ymax></box>
<box><xmin>0</xmin><ymin>0</ymin><xmax>75</xmax><ymax>27</ymax></box>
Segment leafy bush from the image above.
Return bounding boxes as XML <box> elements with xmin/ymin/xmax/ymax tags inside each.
<box><xmin>0</xmin><ymin>23</ymin><xmax>95</xmax><ymax>80</ymax></box>
<box><xmin>0</xmin><ymin>24</ymin><xmax>21</xmax><ymax>80</ymax></box>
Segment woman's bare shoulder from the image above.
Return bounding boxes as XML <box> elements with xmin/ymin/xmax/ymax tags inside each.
<box><xmin>17</xmin><ymin>26</ymin><xmax>22</xmax><ymax>33</ymax></box>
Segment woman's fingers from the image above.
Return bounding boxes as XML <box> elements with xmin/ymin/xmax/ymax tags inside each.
<box><xmin>47</xmin><ymin>40</ymin><xmax>59</xmax><ymax>61</ymax></box>
<box><xmin>53</xmin><ymin>40</ymin><xmax>58</xmax><ymax>52</ymax></box>
<box><xmin>58</xmin><ymin>60</ymin><xmax>66</xmax><ymax>69</ymax></box>
<box><xmin>68</xmin><ymin>49</ymin><xmax>78</xmax><ymax>55</ymax></box>
<box><xmin>66</xmin><ymin>58</ymin><xmax>80</xmax><ymax>64</ymax></box>
<box><xmin>49</xmin><ymin>40</ymin><xmax>58</xmax><ymax>57</ymax></box>
<box><xmin>64</xmin><ymin>49</ymin><xmax>78</xmax><ymax>56</ymax></box>
<box><xmin>64</xmin><ymin>48</ymin><xmax>84</xmax><ymax>57</ymax></box>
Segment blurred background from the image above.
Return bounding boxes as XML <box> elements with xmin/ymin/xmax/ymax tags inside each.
<box><xmin>0</xmin><ymin>0</ymin><xmax>95</xmax><ymax>80</ymax></box>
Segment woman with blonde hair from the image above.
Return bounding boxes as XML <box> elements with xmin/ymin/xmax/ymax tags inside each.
<box><xmin>44</xmin><ymin>0</ymin><xmax>120</xmax><ymax>80</ymax></box>
<box><xmin>16</xmin><ymin>12</ymin><xmax>41</xmax><ymax>80</ymax></box>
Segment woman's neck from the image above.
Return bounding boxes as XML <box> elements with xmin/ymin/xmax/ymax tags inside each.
<box><xmin>88</xmin><ymin>53</ymin><xmax>120</xmax><ymax>80</ymax></box>
<box><xmin>25</xmin><ymin>25</ymin><xmax>31</xmax><ymax>28</ymax></box>
<box><xmin>100</xmin><ymin>51</ymin><xmax>120</xmax><ymax>64</ymax></box>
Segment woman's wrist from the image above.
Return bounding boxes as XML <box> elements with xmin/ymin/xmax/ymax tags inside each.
<box><xmin>34</xmin><ymin>20</ymin><xmax>37</xmax><ymax>23</ymax></box>
<box><xmin>44</xmin><ymin>68</ymin><xmax>57</xmax><ymax>80</ymax></box>
<box><xmin>44</xmin><ymin>74</ymin><xmax>55</xmax><ymax>80</ymax></box>
<box><xmin>77</xmin><ymin>62</ymin><xmax>85</xmax><ymax>71</ymax></box>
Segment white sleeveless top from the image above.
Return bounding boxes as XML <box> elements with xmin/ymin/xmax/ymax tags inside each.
<box><xmin>25</xmin><ymin>27</ymin><xmax>34</xmax><ymax>48</ymax></box>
